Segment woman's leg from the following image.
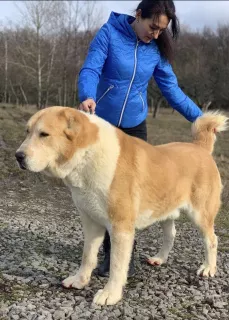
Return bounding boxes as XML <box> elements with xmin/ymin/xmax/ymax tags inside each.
<box><xmin>97</xmin><ymin>120</ymin><xmax>147</xmax><ymax>277</ymax></box>
<box><xmin>121</xmin><ymin>120</ymin><xmax>147</xmax><ymax>142</ymax></box>
<box><xmin>97</xmin><ymin>230</ymin><xmax>111</xmax><ymax>277</ymax></box>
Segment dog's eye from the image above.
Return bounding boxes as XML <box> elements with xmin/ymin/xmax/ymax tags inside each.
<box><xmin>26</xmin><ymin>128</ymin><xmax>30</xmax><ymax>134</ymax></box>
<box><xmin>40</xmin><ymin>132</ymin><xmax>49</xmax><ymax>138</ymax></box>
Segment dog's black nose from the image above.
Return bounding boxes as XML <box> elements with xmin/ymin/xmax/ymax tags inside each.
<box><xmin>15</xmin><ymin>151</ymin><xmax>27</xmax><ymax>169</ymax></box>
<box><xmin>15</xmin><ymin>151</ymin><xmax>26</xmax><ymax>163</ymax></box>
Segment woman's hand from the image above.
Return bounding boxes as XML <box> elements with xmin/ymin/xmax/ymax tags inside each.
<box><xmin>79</xmin><ymin>98</ymin><xmax>96</xmax><ymax>114</ymax></box>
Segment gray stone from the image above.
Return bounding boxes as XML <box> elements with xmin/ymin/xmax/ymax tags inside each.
<box><xmin>53</xmin><ymin>310</ymin><xmax>66</xmax><ymax>320</ymax></box>
<box><xmin>11</xmin><ymin>315</ymin><xmax>20</xmax><ymax>320</ymax></box>
<box><xmin>214</xmin><ymin>301</ymin><xmax>228</xmax><ymax>309</ymax></box>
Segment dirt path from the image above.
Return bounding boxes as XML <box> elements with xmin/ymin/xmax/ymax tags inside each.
<box><xmin>0</xmin><ymin>177</ymin><xmax>229</xmax><ymax>320</ymax></box>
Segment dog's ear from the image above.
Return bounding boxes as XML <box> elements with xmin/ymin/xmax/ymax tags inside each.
<box><xmin>64</xmin><ymin>116</ymin><xmax>79</xmax><ymax>141</ymax></box>
<box><xmin>59</xmin><ymin>109</ymin><xmax>81</xmax><ymax>141</ymax></box>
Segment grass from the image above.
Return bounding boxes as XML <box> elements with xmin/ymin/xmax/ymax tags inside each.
<box><xmin>0</xmin><ymin>104</ymin><xmax>36</xmax><ymax>180</ymax></box>
<box><xmin>0</xmin><ymin>274</ymin><xmax>40</xmax><ymax>304</ymax></box>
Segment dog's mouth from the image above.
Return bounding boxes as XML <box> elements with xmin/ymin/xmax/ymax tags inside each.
<box><xmin>16</xmin><ymin>160</ymin><xmax>27</xmax><ymax>170</ymax></box>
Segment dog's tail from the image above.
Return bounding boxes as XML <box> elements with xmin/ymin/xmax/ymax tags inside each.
<box><xmin>192</xmin><ymin>111</ymin><xmax>228</xmax><ymax>154</ymax></box>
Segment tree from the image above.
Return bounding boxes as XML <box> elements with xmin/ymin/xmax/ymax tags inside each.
<box><xmin>15</xmin><ymin>1</ymin><xmax>65</xmax><ymax>108</ymax></box>
<box><xmin>0</xmin><ymin>3</ymin><xmax>228</xmax><ymax>112</ymax></box>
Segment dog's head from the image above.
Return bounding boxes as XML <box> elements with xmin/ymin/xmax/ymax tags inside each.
<box><xmin>15</xmin><ymin>107</ymin><xmax>98</xmax><ymax>175</ymax></box>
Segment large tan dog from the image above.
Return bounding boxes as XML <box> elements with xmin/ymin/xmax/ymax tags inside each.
<box><xmin>16</xmin><ymin>107</ymin><xmax>227</xmax><ymax>305</ymax></box>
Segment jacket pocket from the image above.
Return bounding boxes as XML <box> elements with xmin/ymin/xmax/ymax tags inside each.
<box><xmin>97</xmin><ymin>85</ymin><xmax>114</xmax><ymax>104</ymax></box>
<box><xmin>139</xmin><ymin>92</ymin><xmax>145</xmax><ymax>111</ymax></box>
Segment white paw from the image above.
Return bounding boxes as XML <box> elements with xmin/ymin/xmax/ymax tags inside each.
<box><xmin>62</xmin><ymin>274</ymin><xmax>89</xmax><ymax>289</ymax></box>
<box><xmin>93</xmin><ymin>287</ymin><xmax>122</xmax><ymax>305</ymax></box>
<box><xmin>197</xmin><ymin>264</ymin><xmax>216</xmax><ymax>277</ymax></box>
<box><xmin>146</xmin><ymin>256</ymin><xmax>164</xmax><ymax>266</ymax></box>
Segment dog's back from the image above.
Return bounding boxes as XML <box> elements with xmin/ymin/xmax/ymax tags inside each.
<box><xmin>110</xmin><ymin>112</ymin><xmax>227</xmax><ymax>223</ymax></box>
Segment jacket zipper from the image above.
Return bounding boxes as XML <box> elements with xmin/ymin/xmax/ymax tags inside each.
<box><xmin>139</xmin><ymin>92</ymin><xmax>145</xmax><ymax>111</ymax></box>
<box><xmin>97</xmin><ymin>85</ymin><xmax>114</xmax><ymax>104</ymax></box>
<box><xmin>118</xmin><ymin>40</ymin><xmax>139</xmax><ymax>127</ymax></box>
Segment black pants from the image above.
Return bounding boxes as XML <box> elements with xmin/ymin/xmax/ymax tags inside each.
<box><xmin>119</xmin><ymin>119</ymin><xmax>148</xmax><ymax>142</ymax></box>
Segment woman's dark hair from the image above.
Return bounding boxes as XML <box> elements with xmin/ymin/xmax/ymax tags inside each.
<box><xmin>136</xmin><ymin>0</ymin><xmax>180</xmax><ymax>62</ymax></box>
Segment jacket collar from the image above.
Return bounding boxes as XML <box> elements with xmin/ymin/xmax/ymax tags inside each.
<box><xmin>107</xmin><ymin>12</ymin><xmax>137</xmax><ymax>42</ymax></box>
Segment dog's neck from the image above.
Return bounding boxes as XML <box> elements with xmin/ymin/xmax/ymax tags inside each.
<box><xmin>44</xmin><ymin>115</ymin><xmax>121</xmax><ymax>192</ymax></box>
<box><xmin>63</xmin><ymin>146</ymin><xmax>97</xmax><ymax>188</ymax></box>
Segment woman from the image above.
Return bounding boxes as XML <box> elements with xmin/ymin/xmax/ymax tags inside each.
<box><xmin>78</xmin><ymin>0</ymin><xmax>203</xmax><ymax>278</ymax></box>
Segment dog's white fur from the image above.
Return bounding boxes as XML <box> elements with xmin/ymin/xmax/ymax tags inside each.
<box><xmin>16</xmin><ymin>107</ymin><xmax>228</xmax><ymax>305</ymax></box>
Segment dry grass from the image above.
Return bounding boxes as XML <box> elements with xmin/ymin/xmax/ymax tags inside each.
<box><xmin>0</xmin><ymin>104</ymin><xmax>228</xmax><ymax>230</ymax></box>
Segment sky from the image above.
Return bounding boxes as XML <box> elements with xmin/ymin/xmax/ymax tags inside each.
<box><xmin>0</xmin><ymin>1</ymin><xmax>229</xmax><ymax>31</ymax></box>
<box><xmin>103</xmin><ymin>1</ymin><xmax>229</xmax><ymax>31</ymax></box>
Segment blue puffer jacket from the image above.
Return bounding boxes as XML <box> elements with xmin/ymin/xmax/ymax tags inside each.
<box><xmin>78</xmin><ymin>12</ymin><xmax>203</xmax><ymax>128</ymax></box>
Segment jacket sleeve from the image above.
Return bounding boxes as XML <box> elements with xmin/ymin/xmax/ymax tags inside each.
<box><xmin>153</xmin><ymin>56</ymin><xmax>203</xmax><ymax>122</ymax></box>
<box><xmin>78</xmin><ymin>24</ymin><xmax>110</xmax><ymax>102</ymax></box>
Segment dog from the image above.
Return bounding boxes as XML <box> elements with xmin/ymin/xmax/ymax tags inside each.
<box><xmin>15</xmin><ymin>106</ymin><xmax>227</xmax><ymax>305</ymax></box>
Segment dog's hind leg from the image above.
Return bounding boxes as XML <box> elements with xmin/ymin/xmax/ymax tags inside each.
<box><xmin>197</xmin><ymin>224</ymin><xmax>218</xmax><ymax>277</ymax></box>
<box><xmin>194</xmin><ymin>209</ymin><xmax>219</xmax><ymax>277</ymax></box>
<box><xmin>62</xmin><ymin>212</ymin><xmax>105</xmax><ymax>289</ymax></box>
<box><xmin>147</xmin><ymin>218</ymin><xmax>176</xmax><ymax>266</ymax></box>
<box><xmin>190</xmin><ymin>188</ymin><xmax>220</xmax><ymax>277</ymax></box>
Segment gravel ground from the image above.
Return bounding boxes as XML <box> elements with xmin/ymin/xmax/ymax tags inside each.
<box><xmin>0</xmin><ymin>176</ymin><xmax>229</xmax><ymax>320</ymax></box>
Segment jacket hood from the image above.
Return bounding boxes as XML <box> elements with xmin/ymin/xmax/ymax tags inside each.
<box><xmin>107</xmin><ymin>12</ymin><xmax>137</xmax><ymax>40</ymax></box>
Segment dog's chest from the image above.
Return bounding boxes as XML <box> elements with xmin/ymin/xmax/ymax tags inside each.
<box><xmin>71</xmin><ymin>186</ymin><xmax>109</xmax><ymax>226</ymax></box>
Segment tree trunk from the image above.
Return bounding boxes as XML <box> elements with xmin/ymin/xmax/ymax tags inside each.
<box><xmin>4</xmin><ymin>37</ymin><xmax>8</xmax><ymax>104</ymax></box>
<box><xmin>37</xmin><ymin>27</ymin><xmax>42</xmax><ymax>109</ymax></box>
<box><xmin>58</xmin><ymin>87</ymin><xmax>62</xmax><ymax>105</ymax></box>
<box><xmin>63</xmin><ymin>67</ymin><xmax>67</xmax><ymax>106</ymax></box>
<box><xmin>20</xmin><ymin>85</ymin><xmax>29</xmax><ymax>105</ymax></box>
<box><xmin>153</xmin><ymin>97</ymin><xmax>163</xmax><ymax>118</ymax></box>
<box><xmin>45</xmin><ymin>37</ymin><xmax>57</xmax><ymax>106</ymax></box>
<box><xmin>202</xmin><ymin>101</ymin><xmax>212</xmax><ymax>112</ymax></box>
<box><xmin>10</xmin><ymin>81</ymin><xmax>19</xmax><ymax>107</ymax></box>
<box><xmin>62</xmin><ymin>32</ymin><xmax>70</xmax><ymax>107</ymax></box>
<box><xmin>149</xmin><ymin>97</ymin><xmax>154</xmax><ymax>113</ymax></box>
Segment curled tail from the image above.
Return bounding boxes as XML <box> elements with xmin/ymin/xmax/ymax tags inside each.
<box><xmin>192</xmin><ymin>111</ymin><xmax>228</xmax><ymax>154</ymax></box>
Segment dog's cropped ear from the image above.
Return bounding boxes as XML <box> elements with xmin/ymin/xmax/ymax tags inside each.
<box><xmin>64</xmin><ymin>116</ymin><xmax>79</xmax><ymax>141</ymax></box>
<box><xmin>59</xmin><ymin>109</ymin><xmax>81</xmax><ymax>141</ymax></box>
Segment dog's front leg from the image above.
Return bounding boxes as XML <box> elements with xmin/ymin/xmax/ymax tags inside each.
<box><xmin>93</xmin><ymin>224</ymin><xmax>135</xmax><ymax>305</ymax></box>
<box><xmin>62</xmin><ymin>212</ymin><xmax>105</xmax><ymax>289</ymax></box>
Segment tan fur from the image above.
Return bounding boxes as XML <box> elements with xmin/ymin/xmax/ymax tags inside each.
<box><xmin>192</xmin><ymin>111</ymin><xmax>228</xmax><ymax>154</ymax></box>
<box><xmin>16</xmin><ymin>107</ymin><xmax>228</xmax><ymax>305</ymax></box>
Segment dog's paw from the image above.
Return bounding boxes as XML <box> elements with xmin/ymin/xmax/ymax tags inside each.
<box><xmin>93</xmin><ymin>288</ymin><xmax>122</xmax><ymax>305</ymax></box>
<box><xmin>146</xmin><ymin>256</ymin><xmax>164</xmax><ymax>266</ymax></box>
<box><xmin>62</xmin><ymin>274</ymin><xmax>88</xmax><ymax>289</ymax></box>
<box><xmin>197</xmin><ymin>264</ymin><xmax>216</xmax><ymax>277</ymax></box>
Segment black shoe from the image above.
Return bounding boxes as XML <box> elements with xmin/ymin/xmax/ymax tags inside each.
<box><xmin>97</xmin><ymin>254</ymin><xmax>110</xmax><ymax>277</ymax></box>
<box><xmin>97</xmin><ymin>230</ymin><xmax>110</xmax><ymax>277</ymax></box>
<box><xmin>97</xmin><ymin>231</ymin><xmax>136</xmax><ymax>278</ymax></box>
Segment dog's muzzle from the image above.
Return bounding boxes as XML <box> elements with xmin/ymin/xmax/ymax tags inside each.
<box><xmin>15</xmin><ymin>151</ymin><xmax>27</xmax><ymax>170</ymax></box>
